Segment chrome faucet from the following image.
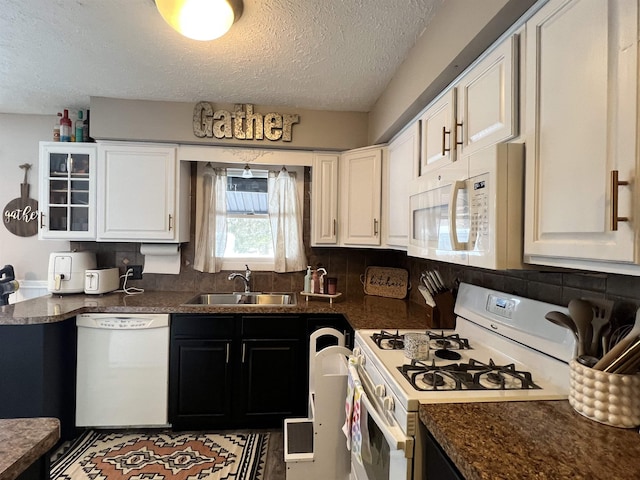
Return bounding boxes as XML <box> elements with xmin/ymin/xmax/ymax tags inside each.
<box><xmin>228</xmin><ymin>264</ymin><xmax>252</xmax><ymax>293</ymax></box>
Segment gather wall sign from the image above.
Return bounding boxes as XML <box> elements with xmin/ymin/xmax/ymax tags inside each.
<box><xmin>193</xmin><ymin>102</ymin><xmax>300</xmax><ymax>142</ymax></box>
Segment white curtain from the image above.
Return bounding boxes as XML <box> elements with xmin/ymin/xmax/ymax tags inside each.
<box><xmin>194</xmin><ymin>166</ymin><xmax>228</xmax><ymax>273</ymax></box>
<box><xmin>268</xmin><ymin>169</ymin><xmax>307</xmax><ymax>272</ymax></box>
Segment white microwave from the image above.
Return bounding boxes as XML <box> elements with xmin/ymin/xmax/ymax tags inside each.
<box><xmin>408</xmin><ymin>143</ymin><xmax>524</xmax><ymax>269</ymax></box>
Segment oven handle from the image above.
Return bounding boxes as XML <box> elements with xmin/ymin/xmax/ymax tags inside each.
<box><xmin>352</xmin><ymin>361</ymin><xmax>414</xmax><ymax>458</ymax></box>
<box><xmin>358</xmin><ymin>392</ymin><xmax>413</xmax><ymax>457</ymax></box>
<box><xmin>448</xmin><ymin>180</ymin><xmax>468</xmax><ymax>251</ymax></box>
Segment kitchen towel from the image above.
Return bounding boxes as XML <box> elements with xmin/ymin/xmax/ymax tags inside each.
<box><xmin>342</xmin><ymin>357</ymin><xmax>360</xmax><ymax>450</ymax></box>
<box><xmin>140</xmin><ymin>243</ymin><xmax>181</xmax><ymax>275</ymax></box>
<box><xmin>351</xmin><ymin>380</ymin><xmax>365</xmax><ymax>464</ymax></box>
<box><xmin>342</xmin><ymin>362</ymin><xmax>357</xmax><ymax>449</ymax></box>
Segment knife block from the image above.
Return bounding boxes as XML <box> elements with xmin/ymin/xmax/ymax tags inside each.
<box><xmin>425</xmin><ymin>290</ymin><xmax>456</xmax><ymax>329</ymax></box>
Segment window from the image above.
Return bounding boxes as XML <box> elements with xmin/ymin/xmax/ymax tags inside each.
<box><xmin>194</xmin><ymin>163</ymin><xmax>306</xmax><ymax>273</ymax></box>
<box><xmin>224</xmin><ymin>169</ymin><xmax>274</xmax><ymax>260</ymax></box>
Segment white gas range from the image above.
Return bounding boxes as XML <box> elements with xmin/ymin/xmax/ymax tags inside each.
<box><xmin>349</xmin><ymin>283</ymin><xmax>577</xmax><ymax>480</ymax></box>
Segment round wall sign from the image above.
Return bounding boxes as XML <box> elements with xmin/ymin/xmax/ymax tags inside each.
<box><xmin>3</xmin><ymin>164</ymin><xmax>39</xmax><ymax>237</ymax></box>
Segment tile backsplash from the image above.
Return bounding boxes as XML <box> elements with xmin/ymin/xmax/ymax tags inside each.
<box><xmin>72</xmin><ymin>165</ymin><xmax>640</xmax><ymax>327</ymax></box>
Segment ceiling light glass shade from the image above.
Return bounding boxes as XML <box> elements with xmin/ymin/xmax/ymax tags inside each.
<box><xmin>155</xmin><ymin>0</ymin><xmax>242</xmax><ymax>41</ymax></box>
<box><xmin>242</xmin><ymin>164</ymin><xmax>253</xmax><ymax>178</ymax></box>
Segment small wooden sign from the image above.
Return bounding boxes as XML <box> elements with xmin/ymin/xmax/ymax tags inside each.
<box><xmin>3</xmin><ymin>163</ymin><xmax>39</xmax><ymax>237</ymax></box>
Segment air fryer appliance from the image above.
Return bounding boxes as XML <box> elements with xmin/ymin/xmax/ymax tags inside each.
<box><xmin>48</xmin><ymin>251</ymin><xmax>97</xmax><ymax>294</ymax></box>
<box><xmin>0</xmin><ymin>265</ymin><xmax>19</xmax><ymax>306</ymax></box>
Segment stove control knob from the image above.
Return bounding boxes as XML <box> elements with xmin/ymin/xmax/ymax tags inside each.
<box><xmin>353</xmin><ymin>347</ymin><xmax>361</xmax><ymax>356</ymax></box>
<box><xmin>383</xmin><ymin>396</ymin><xmax>394</xmax><ymax>412</ymax></box>
<box><xmin>374</xmin><ymin>385</ymin><xmax>386</xmax><ymax>397</ymax></box>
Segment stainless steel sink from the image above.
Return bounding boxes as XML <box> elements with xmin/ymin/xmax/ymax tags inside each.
<box><xmin>183</xmin><ymin>292</ymin><xmax>297</xmax><ymax>306</ymax></box>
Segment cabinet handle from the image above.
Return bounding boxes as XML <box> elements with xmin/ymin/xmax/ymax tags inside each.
<box><xmin>225</xmin><ymin>343</ymin><xmax>230</xmax><ymax>364</ymax></box>
<box><xmin>168</xmin><ymin>214</ymin><xmax>173</xmax><ymax>231</ymax></box>
<box><xmin>333</xmin><ymin>218</ymin><xmax>337</xmax><ymax>236</ymax></box>
<box><xmin>455</xmin><ymin>122</ymin><xmax>463</xmax><ymax>148</ymax></box>
<box><xmin>241</xmin><ymin>343</ymin><xmax>246</xmax><ymax>363</ymax></box>
<box><xmin>441</xmin><ymin>126</ymin><xmax>452</xmax><ymax>156</ymax></box>
<box><xmin>39</xmin><ymin>212</ymin><xmax>45</xmax><ymax>229</ymax></box>
<box><xmin>611</xmin><ymin>170</ymin><xmax>630</xmax><ymax>231</ymax></box>
<box><xmin>374</xmin><ymin>218</ymin><xmax>379</xmax><ymax>236</ymax></box>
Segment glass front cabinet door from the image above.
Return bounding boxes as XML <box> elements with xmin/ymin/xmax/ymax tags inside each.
<box><xmin>39</xmin><ymin>142</ymin><xmax>97</xmax><ymax>240</ymax></box>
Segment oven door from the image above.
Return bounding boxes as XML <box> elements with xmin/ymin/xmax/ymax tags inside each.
<box><xmin>349</xmin><ymin>364</ymin><xmax>414</xmax><ymax>480</ymax></box>
<box><xmin>408</xmin><ymin>160</ymin><xmax>470</xmax><ymax>265</ymax></box>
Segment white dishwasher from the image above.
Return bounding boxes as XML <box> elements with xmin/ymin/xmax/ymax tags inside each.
<box><xmin>75</xmin><ymin>313</ymin><xmax>170</xmax><ymax>428</ymax></box>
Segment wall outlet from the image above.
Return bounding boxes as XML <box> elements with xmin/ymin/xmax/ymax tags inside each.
<box><xmin>129</xmin><ymin>265</ymin><xmax>143</xmax><ymax>280</ymax></box>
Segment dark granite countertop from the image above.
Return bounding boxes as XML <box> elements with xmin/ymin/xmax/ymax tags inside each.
<box><xmin>419</xmin><ymin>400</ymin><xmax>640</xmax><ymax>480</ymax></box>
<box><xmin>0</xmin><ymin>418</ymin><xmax>59</xmax><ymax>480</ymax></box>
<box><xmin>0</xmin><ymin>290</ymin><xmax>430</xmax><ymax>330</ymax></box>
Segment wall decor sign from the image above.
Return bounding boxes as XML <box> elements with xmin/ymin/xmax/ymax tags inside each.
<box><xmin>193</xmin><ymin>102</ymin><xmax>300</xmax><ymax>142</ymax></box>
<box><xmin>3</xmin><ymin>163</ymin><xmax>39</xmax><ymax>237</ymax></box>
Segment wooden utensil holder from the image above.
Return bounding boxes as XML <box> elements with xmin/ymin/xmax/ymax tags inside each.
<box><xmin>426</xmin><ymin>290</ymin><xmax>456</xmax><ymax>329</ymax></box>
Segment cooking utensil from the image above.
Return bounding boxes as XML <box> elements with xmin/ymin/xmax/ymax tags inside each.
<box><xmin>433</xmin><ymin>270</ymin><xmax>446</xmax><ymax>290</ymax></box>
<box><xmin>427</xmin><ymin>271</ymin><xmax>443</xmax><ymax>293</ymax></box>
<box><xmin>583</xmin><ymin>297</ymin><xmax>614</xmax><ymax>357</ymax></box>
<box><xmin>576</xmin><ymin>355</ymin><xmax>598</xmax><ymax>367</ymax></box>
<box><xmin>420</xmin><ymin>273</ymin><xmax>433</xmax><ymax>295</ymax></box>
<box><xmin>568</xmin><ymin>299</ymin><xmax>594</xmax><ymax>357</ymax></box>
<box><xmin>423</xmin><ymin>273</ymin><xmax>439</xmax><ymax>296</ymax></box>
<box><xmin>418</xmin><ymin>284</ymin><xmax>436</xmax><ymax>307</ymax></box>
<box><xmin>594</xmin><ymin>307</ymin><xmax>640</xmax><ymax>371</ymax></box>
<box><xmin>545</xmin><ymin>311</ymin><xmax>579</xmax><ymax>341</ymax></box>
<box><xmin>604</xmin><ymin>336</ymin><xmax>640</xmax><ymax>374</ymax></box>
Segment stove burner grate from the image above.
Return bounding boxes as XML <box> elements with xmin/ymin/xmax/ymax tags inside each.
<box><xmin>398</xmin><ymin>358</ymin><xmax>541</xmax><ymax>391</ymax></box>
<box><xmin>371</xmin><ymin>330</ymin><xmax>405</xmax><ymax>350</ymax></box>
<box><xmin>462</xmin><ymin>359</ymin><xmax>540</xmax><ymax>390</ymax></box>
<box><xmin>426</xmin><ymin>331</ymin><xmax>471</xmax><ymax>350</ymax></box>
<box><xmin>399</xmin><ymin>360</ymin><xmax>471</xmax><ymax>391</ymax></box>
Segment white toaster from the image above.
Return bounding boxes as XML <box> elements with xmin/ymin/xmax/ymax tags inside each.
<box><xmin>84</xmin><ymin>268</ymin><xmax>120</xmax><ymax>295</ymax></box>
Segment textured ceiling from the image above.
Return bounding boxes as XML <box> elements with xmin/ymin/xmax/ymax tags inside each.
<box><xmin>0</xmin><ymin>0</ymin><xmax>444</xmax><ymax>115</ymax></box>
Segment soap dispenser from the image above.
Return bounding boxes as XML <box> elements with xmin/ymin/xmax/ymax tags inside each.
<box><xmin>317</xmin><ymin>267</ymin><xmax>328</xmax><ymax>294</ymax></box>
<box><xmin>304</xmin><ymin>266</ymin><xmax>312</xmax><ymax>293</ymax></box>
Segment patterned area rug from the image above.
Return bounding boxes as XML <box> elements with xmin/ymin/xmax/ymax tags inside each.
<box><xmin>50</xmin><ymin>430</ymin><xmax>269</xmax><ymax>480</ymax></box>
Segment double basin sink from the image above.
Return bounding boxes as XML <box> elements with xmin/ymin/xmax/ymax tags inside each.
<box><xmin>183</xmin><ymin>292</ymin><xmax>297</xmax><ymax>306</ymax></box>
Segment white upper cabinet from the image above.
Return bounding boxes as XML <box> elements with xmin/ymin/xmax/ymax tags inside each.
<box><xmin>97</xmin><ymin>142</ymin><xmax>190</xmax><ymax>242</ymax></box>
<box><xmin>523</xmin><ymin>0</ymin><xmax>639</xmax><ymax>274</ymax></box>
<box><xmin>339</xmin><ymin>146</ymin><xmax>383</xmax><ymax>246</ymax></box>
<box><xmin>419</xmin><ymin>33</ymin><xmax>518</xmax><ymax>176</ymax></box>
<box><xmin>420</xmin><ymin>89</ymin><xmax>457</xmax><ymax>175</ymax></box>
<box><xmin>456</xmin><ymin>34</ymin><xmax>518</xmax><ymax>155</ymax></box>
<box><xmin>311</xmin><ymin>153</ymin><xmax>339</xmax><ymax>245</ymax></box>
<box><xmin>383</xmin><ymin>121</ymin><xmax>420</xmax><ymax>249</ymax></box>
<box><xmin>38</xmin><ymin>142</ymin><xmax>97</xmax><ymax>240</ymax></box>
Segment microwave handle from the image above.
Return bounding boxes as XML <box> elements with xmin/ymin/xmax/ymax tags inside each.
<box><xmin>448</xmin><ymin>180</ymin><xmax>468</xmax><ymax>251</ymax></box>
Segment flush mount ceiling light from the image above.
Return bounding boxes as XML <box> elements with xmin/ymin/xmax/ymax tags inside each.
<box><xmin>155</xmin><ymin>0</ymin><xmax>243</xmax><ymax>41</ymax></box>
<box><xmin>242</xmin><ymin>164</ymin><xmax>253</xmax><ymax>178</ymax></box>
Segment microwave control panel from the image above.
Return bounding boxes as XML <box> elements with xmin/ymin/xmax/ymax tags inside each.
<box><xmin>469</xmin><ymin>173</ymin><xmax>490</xmax><ymax>248</ymax></box>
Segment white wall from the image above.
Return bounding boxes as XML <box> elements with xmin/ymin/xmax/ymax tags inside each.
<box><xmin>0</xmin><ymin>114</ymin><xmax>69</xmax><ymax>281</ymax></box>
